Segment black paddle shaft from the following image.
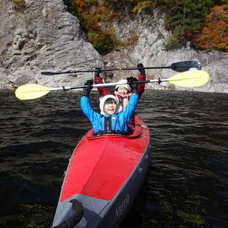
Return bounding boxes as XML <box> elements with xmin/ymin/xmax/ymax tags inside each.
<box><xmin>41</xmin><ymin>61</ymin><xmax>201</xmax><ymax>75</ymax></box>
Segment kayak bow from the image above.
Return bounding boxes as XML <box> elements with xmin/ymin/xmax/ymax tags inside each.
<box><xmin>52</xmin><ymin>115</ymin><xmax>151</xmax><ymax>228</ymax></box>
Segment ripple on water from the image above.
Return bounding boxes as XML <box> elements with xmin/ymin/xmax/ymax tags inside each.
<box><xmin>0</xmin><ymin>90</ymin><xmax>227</xmax><ymax>227</ymax></box>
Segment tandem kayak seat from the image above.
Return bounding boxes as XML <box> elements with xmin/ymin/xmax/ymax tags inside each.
<box><xmin>92</xmin><ymin>129</ymin><xmax>133</xmax><ymax>136</ymax></box>
<box><xmin>88</xmin><ymin>115</ymin><xmax>143</xmax><ymax>138</ymax></box>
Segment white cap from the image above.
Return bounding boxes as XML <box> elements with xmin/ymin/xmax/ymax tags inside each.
<box><xmin>115</xmin><ymin>79</ymin><xmax>131</xmax><ymax>92</ymax></box>
<box><xmin>99</xmin><ymin>95</ymin><xmax>121</xmax><ymax>114</ymax></box>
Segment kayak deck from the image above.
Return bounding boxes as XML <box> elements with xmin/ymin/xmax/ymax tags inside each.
<box><xmin>52</xmin><ymin>115</ymin><xmax>151</xmax><ymax>228</ymax></box>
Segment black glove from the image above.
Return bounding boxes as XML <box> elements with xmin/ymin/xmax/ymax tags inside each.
<box><xmin>127</xmin><ymin>77</ymin><xmax>138</xmax><ymax>94</ymax></box>
<box><xmin>137</xmin><ymin>63</ymin><xmax>145</xmax><ymax>75</ymax></box>
<box><xmin>83</xmin><ymin>79</ymin><xmax>93</xmax><ymax>97</ymax></box>
<box><xmin>94</xmin><ymin>67</ymin><xmax>101</xmax><ymax>77</ymax></box>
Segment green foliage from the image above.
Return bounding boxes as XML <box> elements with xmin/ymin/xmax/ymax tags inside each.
<box><xmin>64</xmin><ymin>0</ymin><xmax>227</xmax><ymax>52</ymax></box>
<box><xmin>165</xmin><ymin>28</ymin><xmax>182</xmax><ymax>49</ymax></box>
<box><xmin>87</xmin><ymin>29</ymin><xmax>121</xmax><ymax>54</ymax></box>
<box><xmin>64</xmin><ymin>0</ymin><xmax>123</xmax><ymax>54</ymax></box>
<box><xmin>157</xmin><ymin>0</ymin><xmax>217</xmax><ymax>48</ymax></box>
<box><xmin>152</xmin><ymin>0</ymin><xmax>227</xmax><ymax>50</ymax></box>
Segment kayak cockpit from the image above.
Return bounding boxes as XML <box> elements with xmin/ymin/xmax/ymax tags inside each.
<box><xmin>86</xmin><ymin>115</ymin><xmax>147</xmax><ymax>139</ymax></box>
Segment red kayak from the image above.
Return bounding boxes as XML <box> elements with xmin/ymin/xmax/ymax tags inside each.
<box><xmin>52</xmin><ymin>115</ymin><xmax>151</xmax><ymax>228</ymax></box>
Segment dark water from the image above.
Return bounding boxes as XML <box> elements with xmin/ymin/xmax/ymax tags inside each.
<box><xmin>0</xmin><ymin>89</ymin><xmax>227</xmax><ymax>228</ymax></box>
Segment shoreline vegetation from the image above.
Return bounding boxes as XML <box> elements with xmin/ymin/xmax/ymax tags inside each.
<box><xmin>63</xmin><ymin>0</ymin><xmax>228</xmax><ymax>54</ymax></box>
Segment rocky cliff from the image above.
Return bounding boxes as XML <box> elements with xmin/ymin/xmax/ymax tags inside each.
<box><xmin>111</xmin><ymin>10</ymin><xmax>228</xmax><ymax>93</ymax></box>
<box><xmin>0</xmin><ymin>0</ymin><xmax>103</xmax><ymax>89</ymax></box>
<box><xmin>0</xmin><ymin>0</ymin><xmax>227</xmax><ymax>93</ymax></box>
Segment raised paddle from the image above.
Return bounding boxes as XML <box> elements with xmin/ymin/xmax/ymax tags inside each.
<box><xmin>41</xmin><ymin>61</ymin><xmax>201</xmax><ymax>75</ymax></box>
<box><xmin>15</xmin><ymin>70</ymin><xmax>209</xmax><ymax>100</ymax></box>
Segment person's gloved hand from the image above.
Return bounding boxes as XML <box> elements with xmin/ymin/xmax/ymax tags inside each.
<box><xmin>137</xmin><ymin>63</ymin><xmax>145</xmax><ymax>75</ymax></box>
<box><xmin>95</xmin><ymin>67</ymin><xmax>101</xmax><ymax>77</ymax></box>
<box><xmin>83</xmin><ymin>79</ymin><xmax>93</xmax><ymax>97</ymax></box>
<box><xmin>127</xmin><ymin>77</ymin><xmax>138</xmax><ymax>94</ymax></box>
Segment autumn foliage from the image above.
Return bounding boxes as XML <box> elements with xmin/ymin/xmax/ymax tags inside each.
<box><xmin>63</xmin><ymin>0</ymin><xmax>228</xmax><ymax>53</ymax></box>
<box><xmin>194</xmin><ymin>5</ymin><xmax>228</xmax><ymax>51</ymax></box>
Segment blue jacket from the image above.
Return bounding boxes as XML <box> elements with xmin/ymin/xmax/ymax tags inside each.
<box><xmin>80</xmin><ymin>94</ymin><xmax>138</xmax><ymax>134</ymax></box>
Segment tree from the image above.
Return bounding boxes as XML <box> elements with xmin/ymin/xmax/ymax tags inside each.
<box><xmin>194</xmin><ymin>5</ymin><xmax>228</xmax><ymax>51</ymax></box>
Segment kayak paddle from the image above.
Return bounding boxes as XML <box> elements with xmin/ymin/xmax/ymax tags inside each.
<box><xmin>41</xmin><ymin>61</ymin><xmax>201</xmax><ymax>75</ymax></box>
<box><xmin>15</xmin><ymin>70</ymin><xmax>209</xmax><ymax>100</ymax></box>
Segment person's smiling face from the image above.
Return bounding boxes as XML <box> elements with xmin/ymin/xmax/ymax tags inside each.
<box><xmin>117</xmin><ymin>86</ymin><xmax>129</xmax><ymax>96</ymax></box>
<box><xmin>103</xmin><ymin>99</ymin><xmax>117</xmax><ymax>115</ymax></box>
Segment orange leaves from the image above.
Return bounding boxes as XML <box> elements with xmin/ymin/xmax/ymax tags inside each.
<box><xmin>75</xmin><ymin>0</ymin><xmax>86</xmax><ymax>13</ymax></box>
<box><xmin>206</xmin><ymin>5</ymin><xmax>228</xmax><ymax>22</ymax></box>
<box><xmin>132</xmin><ymin>1</ymin><xmax>155</xmax><ymax>12</ymax></box>
<box><xmin>65</xmin><ymin>0</ymin><xmax>227</xmax><ymax>52</ymax></box>
<box><xmin>194</xmin><ymin>5</ymin><xmax>228</xmax><ymax>51</ymax></box>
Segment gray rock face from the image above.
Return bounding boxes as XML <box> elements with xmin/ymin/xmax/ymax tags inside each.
<box><xmin>0</xmin><ymin>0</ymin><xmax>103</xmax><ymax>89</ymax></box>
<box><xmin>0</xmin><ymin>2</ymin><xmax>227</xmax><ymax>93</ymax></box>
<box><xmin>112</xmin><ymin>10</ymin><xmax>228</xmax><ymax>93</ymax></box>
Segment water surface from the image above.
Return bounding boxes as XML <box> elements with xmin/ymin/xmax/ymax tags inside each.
<box><xmin>0</xmin><ymin>89</ymin><xmax>227</xmax><ymax>227</ymax></box>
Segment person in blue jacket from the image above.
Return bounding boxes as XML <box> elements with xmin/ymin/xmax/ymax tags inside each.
<box><xmin>80</xmin><ymin>78</ymin><xmax>138</xmax><ymax>136</ymax></box>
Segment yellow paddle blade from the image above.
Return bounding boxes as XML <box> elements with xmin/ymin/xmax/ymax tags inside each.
<box><xmin>15</xmin><ymin>84</ymin><xmax>51</xmax><ymax>100</ymax></box>
<box><xmin>168</xmin><ymin>70</ymin><xmax>209</xmax><ymax>87</ymax></box>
